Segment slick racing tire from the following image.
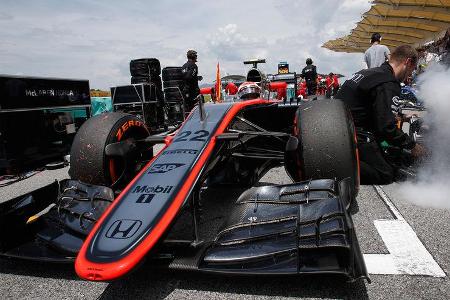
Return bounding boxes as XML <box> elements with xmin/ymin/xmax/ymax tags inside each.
<box><xmin>69</xmin><ymin>112</ymin><xmax>150</xmax><ymax>186</ymax></box>
<box><xmin>130</xmin><ymin>58</ymin><xmax>161</xmax><ymax>76</ymax></box>
<box><xmin>285</xmin><ymin>99</ymin><xmax>359</xmax><ymax>197</ymax></box>
<box><xmin>164</xmin><ymin>90</ymin><xmax>184</xmax><ymax>102</ymax></box>
<box><xmin>131</xmin><ymin>76</ymin><xmax>151</xmax><ymax>84</ymax></box>
<box><xmin>164</xmin><ymin>80</ymin><xmax>185</xmax><ymax>90</ymax></box>
<box><xmin>162</xmin><ymin>67</ymin><xmax>183</xmax><ymax>81</ymax></box>
<box><xmin>131</xmin><ymin>76</ymin><xmax>162</xmax><ymax>87</ymax></box>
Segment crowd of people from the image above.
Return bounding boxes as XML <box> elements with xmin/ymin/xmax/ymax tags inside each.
<box><xmin>298</xmin><ymin>58</ymin><xmax>340</xmax><ymax>99</ymax></box>
<box><xmin>180</xmin><ymin>49</ymin><xmax>343</xmax><ymax>107</ymax></box>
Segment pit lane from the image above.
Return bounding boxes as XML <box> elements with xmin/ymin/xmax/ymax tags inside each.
<box><xmin>0</xmin><ymin>163</ymin><xmax>449</xmax><ymax>299</ymax></box>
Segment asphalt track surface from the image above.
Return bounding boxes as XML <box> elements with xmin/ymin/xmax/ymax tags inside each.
<box><xmin>1</xmin><ymin>154</ymin><xmax>449</xmax><ymax>299</ymax></box>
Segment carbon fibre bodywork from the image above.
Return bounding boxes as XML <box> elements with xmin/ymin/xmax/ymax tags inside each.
<box><xmin>0</xmin><ymin>100</ymin><xmax>368</xmax><ymax>282</ymax></box>
<box><xmin>201</xmin><ymin>179</ymin><xmax>366</xmax><ymax>279</ymax></box>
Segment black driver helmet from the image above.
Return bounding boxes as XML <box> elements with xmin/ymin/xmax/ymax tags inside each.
<box><xmin>187</xmin><ymin>50</ymin><xmax>198</xmax><ymax>61</ymax></box>
<box><xmin>306</xmin><ymin>58</ymin><xmax>313</xmax><ymax>65</ymax></box>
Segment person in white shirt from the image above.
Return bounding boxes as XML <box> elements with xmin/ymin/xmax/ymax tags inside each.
<box><xmin>364</xmin><ymin>33</ymin><xmax>390</xmax><ymax>69</ymax></box>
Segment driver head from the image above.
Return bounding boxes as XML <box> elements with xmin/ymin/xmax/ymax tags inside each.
<box><xmin>237</xmin><ymin>82</ymin><xmax>261</xmax><ymax>100</ymax></box>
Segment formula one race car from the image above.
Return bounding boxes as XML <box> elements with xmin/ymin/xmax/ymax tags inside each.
<box><xmin>0</xmin><ymin>69</ymin><xmax>368</xmax><ymax>283</ymax></box>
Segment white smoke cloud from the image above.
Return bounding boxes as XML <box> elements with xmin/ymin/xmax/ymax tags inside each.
<box><xmin>398</xmin><ymin>64</ymin><xmax>450</xmax><ymax>209</ymax></box>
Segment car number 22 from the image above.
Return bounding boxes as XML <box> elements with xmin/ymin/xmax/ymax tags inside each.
<box><xmin>173</xmin><ymin>130</ymin><xmax>209</xmax><ymax>142</ymax></box>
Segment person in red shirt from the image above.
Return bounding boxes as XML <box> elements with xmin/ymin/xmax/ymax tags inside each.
<box><xmin>297</xmin><ymin>79</ymin><xmax>307</xmax><ymax>100</ymax></box>
<box><xmin>276</xmin><ymin>87</ymin><xmax>287</xmax><ymax>100</ymax></box>
<box><xmin>325</xmin><ymin>73</ymin><xmax>334</xmax><ymax>98</ymax></box>
<box><xmin>324</xmin><ymin>72</ymin><xmax>340</xmax><ymax>98</ymax></box>
<box><xmin>332</xmin><ymin>73</ymin><xmax>340</xmax><ymax>94</ymax></box>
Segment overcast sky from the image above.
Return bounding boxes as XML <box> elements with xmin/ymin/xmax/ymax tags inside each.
<box><xmin>0</xmin><ymin>0</ymin><xmax>372</xmax><ymax>89</ymax></box>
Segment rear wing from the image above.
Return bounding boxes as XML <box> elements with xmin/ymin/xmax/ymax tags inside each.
<box><xmin>243</xmin><ymin>59</ymin><xmax>266</xmax><ymax>69</ymax></box>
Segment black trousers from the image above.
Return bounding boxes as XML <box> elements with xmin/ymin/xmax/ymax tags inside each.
<box><xmin>306</xmin><ymin>82</ymin><xmax>317</xmax><ymax>96</ymax></box>
<box><xmin>358</xmin><ymin>140</ymin><xmax>395</xmax><ymax>185</ymax></box>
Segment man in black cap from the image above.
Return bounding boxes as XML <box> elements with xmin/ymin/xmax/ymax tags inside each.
<box><xmin>336</xmin><ymin>45</ymin><xmax>426</xmax><ymax>184</ymax></box>
<box><xmin>301</xmin><ymin>58</ymin><xmax>318</xmax><ymax>96</ymax></box>
<box><xmin>182</xmin><ymin>50</ymin><xmax>200</xmax><ymax>112</ymax></box>
<box><xmin>364</xmin><ymin>33</ymin><xmax>390</xmax><ymax>69</ymax></box>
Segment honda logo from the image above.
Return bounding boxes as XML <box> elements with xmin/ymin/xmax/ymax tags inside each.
<box><xmin>105</xmin><ymin>219</ymin><xmax>142</xmax><ymax>239</ymax></box>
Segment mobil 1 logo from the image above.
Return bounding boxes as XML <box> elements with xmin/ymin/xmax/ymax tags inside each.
<box><xmin>132</xmin><ymin>184</ymin><xmax>174</xmax><ymax>204</ymax></box>
<box><xmin>135</xmin><ymin>194</ymin><xmax>155</xmax><ymax>203</ymax></box>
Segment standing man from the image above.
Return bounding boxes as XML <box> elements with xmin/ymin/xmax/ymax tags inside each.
<box><xmin>336</xmin><ymin>45</ymin><xmax>425</xmax><ymax>184</ymax></box>
<box><xmin>325</xmin><ymin>72</ymin><xmax>335</xmax><ymax>98</ymax></box>
<box><xmin>301</xmin><ymin>58</ymin><xmax>318</xmax><ymax>96</ymax></box>
<box><xmin>364</xmin><ymin>33</ymin><xmax>390</xmax><ymax>69</ymax></box>
<box><xmin>332</xmin><ymin>73</ymin><xmax>340</xmax><ymax>97</ymax></box>
<box><xmin>182</xmin><ymin>50</ymin><xmax>200</xmax><ymax>112</ymax></box>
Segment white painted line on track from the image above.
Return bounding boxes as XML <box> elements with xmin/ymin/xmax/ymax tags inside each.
<box><xmin>363</xmin><ymin>254</ymin><xmax>400</xmax><ymax>275</ymax></box>
<box><xmin>362</xmin><ymin>185</ymin><xmax>446</xmax><ymax>277</ymax></box>
<box><xmin>373</xmin><ymin>185</ymin><xmax>404</xmax><ymax>221</ymax></box>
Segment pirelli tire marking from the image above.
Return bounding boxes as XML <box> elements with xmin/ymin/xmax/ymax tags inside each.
<box><xmin>363</xmin><ymin>185</ymin><xmax>446</xmax><ymax>277</ymax></box>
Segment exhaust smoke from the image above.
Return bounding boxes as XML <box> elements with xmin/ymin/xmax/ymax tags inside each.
<box><xmin>398</xmin><ymin>64</ymin><xmax>450</xmax><ymax>210</ymax></box>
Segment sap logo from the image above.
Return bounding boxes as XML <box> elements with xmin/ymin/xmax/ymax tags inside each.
<box><xmin>162</xmin><ymin>149</ymin><xmax>198</xmax><ymax>155</ymax></box>
<box><xmin>135</xmin><ymin>193</ymin><xmax>155</xmax><ymax>203</ymax></box>
<box><xmin>148</xmin><ymin>163</ymin><xmax>184</xmax><ymax>174</ymax></box>
<box><xmin>105</xmin><ymin>219</ymin><xmax>142</xmax><ymax>239</ymax></box>
<box><xmin>132</xmin><ymin>185</ymin><xmax>173</xmax><ymax>194</ymax></box>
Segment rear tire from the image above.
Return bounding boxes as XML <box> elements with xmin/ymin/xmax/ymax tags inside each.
<box><xmin>285</xmin><ymin>99</ymin><xmax>359</xmax><ymax>197</ymax></box>
<box><xmin>69</xmin><ymin>112</ymin><xmax>150</xmax><ymax>186</ymax></box>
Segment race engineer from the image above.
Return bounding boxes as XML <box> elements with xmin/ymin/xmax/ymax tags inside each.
<box><xmin>182</xmin><ymin>50</ymin><xmax>201</xmax><ymax>112</ymax></box>
<box><xmin>336</xmin><ymin>45</ymin><xmax>426</xmax><ymax>185</ymax></box>
<box><xmin>301</xmin><ymin>58</ymin><xmax>318</xmax><ymax>96</ymax></box>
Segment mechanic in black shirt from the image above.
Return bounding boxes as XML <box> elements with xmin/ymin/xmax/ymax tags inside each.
<box><xmin>336</xmin><ymin>45</ymin><xmax>426</xmax><ymax>184</ymax></box>
<box><xmin>301</xmin><ymin>58</ymin><xmax>318</xmax><ymax>96</ymax></box>
<box><xmin>181</xmin><ymin>50</ymin><xmax>201</xmax><ymax>112</ymax></box>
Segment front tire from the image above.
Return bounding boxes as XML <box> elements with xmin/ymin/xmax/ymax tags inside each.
<box><xmin>285</xmin><ymin>99</ymin><xmax>359</xmax><ymax>197</ymax></box>
<box><xmin>69</xmin><ymin>112</ymin><xmax>150</xmax><ymax>186</ymax></box>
